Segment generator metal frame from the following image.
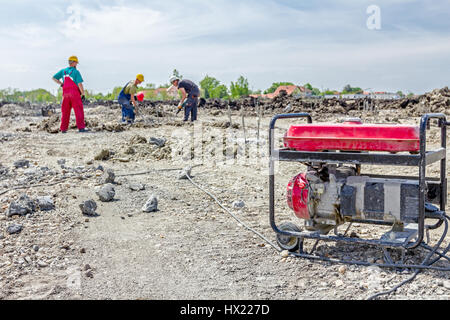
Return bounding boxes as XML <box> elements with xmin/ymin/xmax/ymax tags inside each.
<box><xmin>269</xmin><ymin>113</ymin><xmax>448</xmax><ymax>263</ymax></box>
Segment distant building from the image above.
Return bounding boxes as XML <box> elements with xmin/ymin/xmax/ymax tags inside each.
<box><xmin>324</xmin><ymin>94</ymin><xmax>341</xmax><ymax>99</ymax></box>
<box><xmin>251</xmin><ymin>85</ymin><xmax>312</xmax><ymax>99</ymax></box>
<box><xmin>329</xmin><ymin>92</ymin><xmax>400</xmax><ymax>100</ymax></box>
<box><xmin>166</xmin><ymin>86</ymin><xmax>179</xmax><ymax>98</ymax></box>
<box><xmin>143</xmin><ymin>86</ymin><xmax>179</xmax><ymax>99</ymax></box>
<box><xmin>369</xmin><ymin>92</ymin><xmax>400</xmax><ymax>100</ymax></box>
<box><xmin>324</xmin><ymin>92</ymin><xmax>341</xmax><ymax>99</ymax></box>
<box><xmin>341</xmin><ymin>94</ymin><xmax>367</xmax><ymax>99</ymax></box>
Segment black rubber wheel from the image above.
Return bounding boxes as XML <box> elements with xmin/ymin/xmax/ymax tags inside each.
<box><xmin>276</xmin><ymin>222</ymin><xmax>301</xmax><ymax>252</ymax></box>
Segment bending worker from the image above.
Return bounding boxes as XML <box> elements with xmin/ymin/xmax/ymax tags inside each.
<box><xmin>117</xmin><ymin>74</ymin><xmax>145</xmax><ymax>124</ymax></box>
<box><xmin>169</xmin><ymin>76</ymin><xmax>200</xmax><ymax>122</ymax></box>
<box><xmin>52</xmin><ymin>55</ymin><xmax>88</xmax><ymax>133</ymax></box>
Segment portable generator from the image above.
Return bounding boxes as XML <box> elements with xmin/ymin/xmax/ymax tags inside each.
<box><xmin>269</xmin><ymin>113</ymin><xmax>450</xmax><ymax>267</ymax></box>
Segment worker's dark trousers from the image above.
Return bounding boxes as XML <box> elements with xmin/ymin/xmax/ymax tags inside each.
<box><xmin>118</xmin><ymin>97</ymin><xmax>135</xmax><ymax>123</ymax></box>
<box><xmin>184</xmin><ymin>95</ymin><xmax>198</xmax><ymax>122</ymax></box>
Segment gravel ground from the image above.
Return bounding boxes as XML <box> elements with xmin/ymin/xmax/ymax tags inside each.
<box><xmin>0</xmin><ymin>104</ymin><xmax>449</xmax><ymax>300</ymax></box>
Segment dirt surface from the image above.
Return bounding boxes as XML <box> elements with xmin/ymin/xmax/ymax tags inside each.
<box><xmin>0</xmin><ymin>98</ymin><xmax>449</xmax><ymax>300</ymax></box>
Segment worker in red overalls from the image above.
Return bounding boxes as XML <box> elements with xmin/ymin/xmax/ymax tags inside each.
<box><xmin>52</xmin><ymin>56</ymin><xmax>88</xmax><ymax>133</ymax></box>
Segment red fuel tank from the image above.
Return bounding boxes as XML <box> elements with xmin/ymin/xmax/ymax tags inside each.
<box><xmin>283</xmin><ymin>122</ymin><xmax>420</xmax><ymax>152</ymax></box>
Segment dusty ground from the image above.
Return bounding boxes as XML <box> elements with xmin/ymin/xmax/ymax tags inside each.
<box><xmin>0</xmin><ymin>102</ymin><xmax>449</xmax><ymax>300</ymax></box>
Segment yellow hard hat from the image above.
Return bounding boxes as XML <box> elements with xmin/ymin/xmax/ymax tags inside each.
<box><xmin>68</xmin><ymin>56</ymin><xmax>79</xmax><ymax>63</ymax></box>
<box><xmin>136</xmin><ymin>74</ymin><xmax>144</xmax><ymax>82</ymax></box>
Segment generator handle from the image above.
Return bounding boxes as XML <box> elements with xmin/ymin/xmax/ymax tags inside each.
<box><xmin>269</xmin><ymin>113</ymin><xmax>312</xmax><ymax>157</ymax></box>
<box><xmin>410</xmin><ymin>113</ymin><xmax>448</xmax><ymax>249</ymax></box>
<box><xmin>269</xmin><ymin>113</ymin><xmax>312</xmax><ymax>239</ymax></box>
<box><xmin>269</xmin><ymin>113</ymin><xmax>313</xmax><ymax>131</ymax></box>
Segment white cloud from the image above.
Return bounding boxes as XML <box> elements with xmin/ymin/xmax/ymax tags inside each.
<box><xmin>60</xmin><ymin>5</ymin><xmax>168</xmax><ymax>45</ymax></box>
<box><xmin>0</xmin><ymin>0</ymin><xmax>448</xmax><ymax>94</ymax></box>
<box><xmin>0</xmin><ymin>23</ymin><xmax>58</xmax><ymax>48</ymax></box>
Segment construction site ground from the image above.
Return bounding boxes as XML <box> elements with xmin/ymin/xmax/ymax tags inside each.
<box><xmin>0</xmin><ymin>101</ymin><xmax>449</xmax><ymax>300</ymax></box>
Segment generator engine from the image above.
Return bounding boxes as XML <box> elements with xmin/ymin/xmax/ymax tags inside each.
<box><xmin>287</xmin><ymin>164</ymin><xmax>423</xmax><ymax>234</ymax></box>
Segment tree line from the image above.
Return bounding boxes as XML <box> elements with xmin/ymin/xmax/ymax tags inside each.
<box><xmin>0</xmin><ymin>70</ymin><xmax>413</xmax><ymax>103</ymax></box>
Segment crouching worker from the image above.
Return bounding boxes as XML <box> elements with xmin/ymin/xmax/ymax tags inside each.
<box><xmin>52</xmin><ymin>55</ymin><xmax>88</xmax><ymax>133</ymax></box>
<box><xmin>117</xmin><ymin>74</ymin><xmax>145</xmax><ymax>124</ymax></box>
<box><xmin>169</xmin><ymin>76</ymin><xmax>200</xmax><ymax>122</ymax></box>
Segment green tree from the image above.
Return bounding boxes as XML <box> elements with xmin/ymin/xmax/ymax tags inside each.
<box><xmin>103</xmin><ymin>87</ymin><xmax>123</xmax><ymax>100</ymax></box>
<box><xmin>200</xmin><ymin>75</ymin><xmax>220</xmax><ymax>99</ymax></box>
<box><xmin>28</xmin><ymin>89</ymin><xmax>56</xmax><ymax>102</ymax></box>
<box><xmin>323</xmin><ymin>89</ymin><xmax>339</xmax><ymax>96</ymax></box>
<box><xmin>303</xmin><ymin>83</ymin><xmax>321</xmax><ymax>96</ymax></box>
<box><xmin>0</xmin><ymin>88</ymin><xmax>57</xmax><ymax>103</ymax></box>
<box><xmin>172</xmin><ymin>69</ymin><xmax>183</xmax><ymax>80</ymax></box>
<box><xmin>311</xmin><ymin>88</ymin><xmax>321</xmax><ymax>96</ymax></box>
<box><xmin>57</xmin><ymin>88</ymin><xmax>63</xmax><ymax>101</ymax></box>
<box><xmin>200</xmin><ymin>75</ymin><xmax>229</xmax><ymax>99</ymax></box>
<box><xmin>304</xmin><ymin>83</ymin><xmax>313</xmax><ymax>91</ymax></box>
<box><xmin>87</xmin><ymin>91</ymin><xmax>106</xmax><ymax>100</ymax></box>
<box><xmin>211</xmin><ymin>84</ymin><xmax>229</xmax><ymax>99</ymax></box>
<box><xmin>230</xmin><ymin>76</ymin><xmax>250</xmax><ymax>98</ymax></box>
<box><xmin>342</xmin><ymin>85</ymin><xmax>363</xmax><ymax>94</ymax></box>
<box><xmin>264</xmin><ymin>82</ymin><xmax>294</xmax><ymax>94</ymax></box>
<box><xmin>343</xmin><ymin>84</ymin><xmax>352</xmax><ymax>93</ymax></box>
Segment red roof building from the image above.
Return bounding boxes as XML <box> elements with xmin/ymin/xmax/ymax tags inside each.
<box><xmin>252</xmin><ymin>85</ymin><xmax>311</xmax><ymax>99</ymax></box>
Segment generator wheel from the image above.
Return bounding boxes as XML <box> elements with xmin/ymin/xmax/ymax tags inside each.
<box><xmin>276</xmin><ymin>222</ymin><xmax>301</xmax><ymax>252</ymax></box>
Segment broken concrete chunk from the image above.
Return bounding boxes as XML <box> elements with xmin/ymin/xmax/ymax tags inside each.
<box><xmin>13</xmin><ymin>159</ymin><xmax>30</xmax><ymax>168</ymax></box>
<box><xmin>0</xmin><ymin>163</ymin><xmax>8</xmax><ymax>176</ymax></box>
<box><xmin>94</xmin><ymin>149</ymin><xmax>111</xmax><ymax>161</ymax></box>
<box><xmin>142</xmin><ymin>195</ymin><xmax>158</xmax><ymax>212</ymax></box>
<box><xmin>7</xmin><ymin>194</ymin><xmax>36</xmax><ymax>217</ymax></box>
<box><xmin>7</xmin><ymin>223</ymin><xmax>23</xmax><ymax>235</ymax></box>
<box><xmin>129</xmin><ymin>183</ymin><xmax>145</xmax><ymax>191</ymax></box>
<box><xmin>96</xmin><ymin>184</ymin><xmax>115</xmax><ymax>202</ymax></box>
<box><xmin>80</xmin><ymin>200</ymin><xmax>98</xmax><ymax>216</ymax></box>
<box><xmin>99</xmin><ymin>169</ymin><xmax>115</xmax><ymax>184</ymax></box>
<box><xmin>130</xmin><ymin>135</ymin><xmax>147</xmax><ymax>144</ymax></box>
<box><xmin>36</xmin><ymin>196</ymin><xmax>55</xmax><ymax>211</ymax></box>
<box><xmin>148</xmin><ymin>137</ymin><xmax>166</xmax><ymax>147</ymax></box>
<box><xmin>232</xmin><ymin>200</ymin><xmax>245</xmax><ymax>209</ymax></box>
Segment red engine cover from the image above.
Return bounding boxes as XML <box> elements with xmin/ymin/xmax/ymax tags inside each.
<box><xmin>284</xmin><ymin>122</ymin><xmax>420</xmax><ymax>152</ymax></box>
<box><xmin>287</xmin><ymin>173</ymin><xmax>311</xmax><ymax>220</ymax></box>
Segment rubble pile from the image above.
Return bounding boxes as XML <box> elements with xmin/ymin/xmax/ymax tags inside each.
<box><xmin>5</xmin><ymin>87</ymin><xmax>450</xmax><ymax>132</ymax></box>
<box><xmin>118</xmin><ymin>135</ymin><xmax>172</xmax><ymax>161</ymax></box>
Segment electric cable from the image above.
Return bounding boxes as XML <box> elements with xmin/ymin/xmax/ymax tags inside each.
<box><xmin>367</xmin><ymin>216</ymin><xmax>449</xmax><ymax>300</ymax></box>
<box><xmin>184</xmin><ymin>172</ymin><xmax>282</xmax><ymax>252</ymax></box>
<box><xmin>0</xmin><ymin>176</ymin><xmax>76</xmax><ymax>196</ymax></box>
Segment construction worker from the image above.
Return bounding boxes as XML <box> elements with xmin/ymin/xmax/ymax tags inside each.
<box><xmin>170</xmin><ymin>76</ymin><xmax>200</xmax><ymax>122</ymax></box>
<box><xmin>117</xmin><ymin>74</ymin><xmax>144</xmax><ymax>124</ymax></box>
<box><xmin>52</xmin><ymin>55</ymin><xmax>88</xmax><ymax>133</ymax></box>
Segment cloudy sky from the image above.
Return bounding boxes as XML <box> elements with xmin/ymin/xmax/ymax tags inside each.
<box><xmin>0</xmin><ymin>0</ymin><xmax>449</xmax><ymax>94</ymax></box>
